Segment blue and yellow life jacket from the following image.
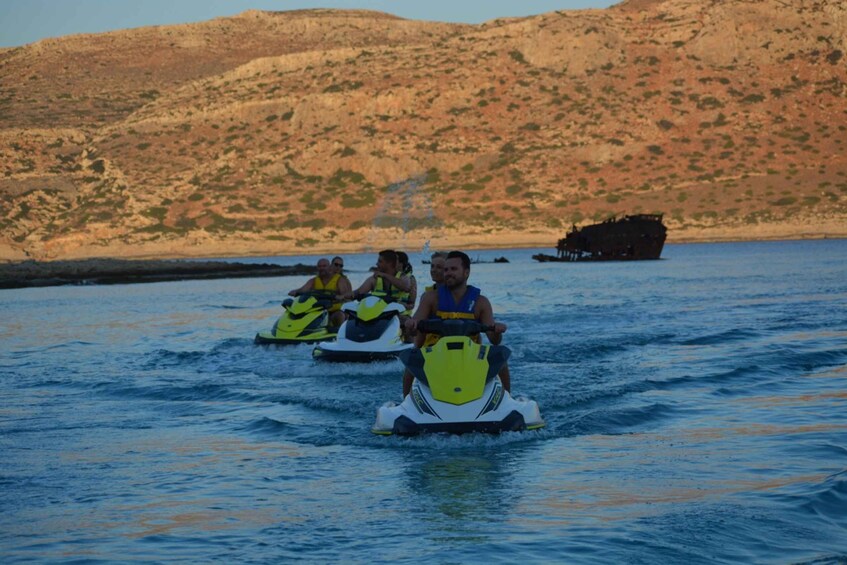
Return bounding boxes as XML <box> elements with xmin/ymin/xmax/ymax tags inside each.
<box><xmin>424</xmin><ymin>284</ymin><xmax>481</xmax><ymax>346</ymax></box>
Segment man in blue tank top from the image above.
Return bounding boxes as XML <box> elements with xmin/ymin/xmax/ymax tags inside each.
<box><xmin>402</xmin><ymin>250</ymin><xmax>510</xmax><ymax>397</ymax></box>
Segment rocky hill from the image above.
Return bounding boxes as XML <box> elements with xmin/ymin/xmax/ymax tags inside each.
<box><xmin>1</xmin><ymin>0</ymin><xmax>845</xmax><ymax>261</ymax></box>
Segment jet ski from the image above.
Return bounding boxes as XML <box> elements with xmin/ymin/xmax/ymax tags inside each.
<box><xmin>313</xmin><ymin>294</ymin><xmax>413</xmax><ymax>362</ymax></box>
<box><xmin>254</xmin><ymin>291</ymin><xmax>337</xmax><ymax>345</ymax></box>
<box><xmin>371</xmin><ymin>319</ymin><xmax>545</xmax><ymax>435</ymax></box>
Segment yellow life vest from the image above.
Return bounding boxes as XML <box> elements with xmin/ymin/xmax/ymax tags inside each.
<box><xmin>434</xmin><ymin>310</ymin><xmax>476</xmax><ymax>320</ymax></box>
<box><xmin>374</xmin><ymin>271</ymin><xmax>410</xmax><ymax>304</ymax></box>
<box><xmin>314</xmin><ymin>273</ymin><xmax>341</xmax><ymax>312</ymax></box>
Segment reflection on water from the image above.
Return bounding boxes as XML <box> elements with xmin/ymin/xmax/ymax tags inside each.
<box><xmin>407</xmin><ymin>452</ymin><xmax>511</xmax><ymax>543</ymax></box>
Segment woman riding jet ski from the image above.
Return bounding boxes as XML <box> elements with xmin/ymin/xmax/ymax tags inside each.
<box><xmin>371</xmin><ymin>319</ymin><xmax>545</xmax><ymax>435</ymax></box>
<box><xmin>312</xmin><ymin>294</ymin><xmax>413</xmax><ymax>362</ymax></box>
<box><xmin>254</xmin><ymin>291</ymin><xmax>338</xmax><ymax>345</ymax></box>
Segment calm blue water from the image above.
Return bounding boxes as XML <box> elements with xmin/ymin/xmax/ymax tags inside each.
<box><xmin>2</xmin><ymin>240</ymin><xmax>846</xmax><ymax>563</ymax></box>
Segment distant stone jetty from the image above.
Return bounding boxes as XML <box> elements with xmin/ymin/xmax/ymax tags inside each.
<box><xmin>0</xmin><ymin>258</ymin><xmax>313</xmax><ymax>289</ymax></box>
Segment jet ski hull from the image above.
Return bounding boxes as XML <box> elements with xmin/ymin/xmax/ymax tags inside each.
<box><xmin>312</xmin><ymin>343</ymin><xmax>412</xmax><ymax>362</ymax></box>
<box><xmin>255</xmin><ymin>293</ymin><xmax>337</xmax><ymax>345</ymax></box>
<box><xmin>254</xmin><ymin>330</ymin><xmax>336</xmax><ymax>345</ymax></box>
<box><xmin>313</xmin><ymin>296</ymin><xmax>411</xmax><ymax>362</ymax></box>
<box><xmin>371</xmin><ymin>379</ymin><xmax>545</xmax><ymax>436</ymax></box>
<box><xmin>384</xmin><ymin>410</ymin><xmax>530</xmax><ymax>435</ymax></box>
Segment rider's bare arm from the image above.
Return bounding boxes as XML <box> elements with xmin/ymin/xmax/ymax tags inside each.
<box><xmin>336</xmin><ymin>276</ymin><xmax>352</xmax><ymax>301</ymax></box>
<box><xmin>406</xmin><ymin>277</ymin><xmax>417</xmax><ymax>308</ymax></box>
<box><xmin>476</xmin><ymin>295</ymin><xmax>507</xmax><ymax>345</ymax></box>
<box><xmin>374</xmin><ymin>271</ymin><xmax>411</xmax><ymax>292</ymax></box>
<box><xmin>348</xmin><ymin>276</ymin><xmax>375</xmax><ymax>299</ymax></box>
<box><xmin>289</xmin><ymin>278</ymin><xmax>316</xmax><ymax>296</ymax></box>
<box><xmin>405</xmin><ymin>290</ymin><xmax>437</xmax><ymax>332</ymax></box>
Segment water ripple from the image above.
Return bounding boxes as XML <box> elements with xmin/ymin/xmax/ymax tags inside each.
<box><xmin>3</xmin><ymin>241</ymin><xmax>847</xmax><ymax>562</ymax></box>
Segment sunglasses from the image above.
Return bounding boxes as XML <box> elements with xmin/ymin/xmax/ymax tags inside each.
<box><xmin>333</xmin><ymin>263</ymin><xmax>343</xmax><ymax>268</ymax></box>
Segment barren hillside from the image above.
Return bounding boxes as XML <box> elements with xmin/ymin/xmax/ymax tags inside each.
<box><xmin>1</xmin><ymin>0</ymin><xmax>845</xmax><ymax>260</ymax></box>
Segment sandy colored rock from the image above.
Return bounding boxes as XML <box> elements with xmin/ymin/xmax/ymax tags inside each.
<box><xmin>1</xmin><ymin>1</ymin><xmax>845</xmax><ymax>262</ymax></box>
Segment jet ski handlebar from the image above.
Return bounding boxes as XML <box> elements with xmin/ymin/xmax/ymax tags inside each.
<box><xmin>415</xmin><ymin>319</ymin><xmax>494</xmax><ymax>337</ymax></box>
<box><xmin>286</xmin><ymin>290</ymin><xmax>335</xmax><ymax>309</ymax></box>
<box><xmin>293</xmin><ymin>290</ymin><xmax>335</xmax><ymax>299</ymax></box>
<box><xmin>353</xmin><ymin>292</ymin><xmax>399</xmax><ymax>303</ymax></box>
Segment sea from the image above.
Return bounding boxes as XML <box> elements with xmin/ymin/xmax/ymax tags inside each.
<box><xmin>1</xmin><ymin>240</ymin><xmax>846</xmax><ymax>564</ymax></box>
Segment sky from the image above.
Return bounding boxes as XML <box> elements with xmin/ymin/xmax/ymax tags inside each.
<box><xmin>0</xmin><ymin>0</ymin><xmax>619</xmax><ymax>48</ymax></box>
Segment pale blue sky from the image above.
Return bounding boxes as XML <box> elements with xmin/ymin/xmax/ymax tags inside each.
<box><xmin>0</xmin><ymin>0</ymin><xmax>618</xmax><ymax>48</ymax></box>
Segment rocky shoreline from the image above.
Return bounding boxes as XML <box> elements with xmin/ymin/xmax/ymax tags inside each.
<box><xmin>2</xmin><ymin>222</ymin><xmax>844</xmax><ymax>290</ymax></box>
<box><xmin>2</xmin><ymin>218</ymin><xmax>845</xmax><ymax>265</ymax></box>
<box><xmin>0</xmin><ymin>258</ymin><xmax>314</xmax><ymax>289</ymax></box>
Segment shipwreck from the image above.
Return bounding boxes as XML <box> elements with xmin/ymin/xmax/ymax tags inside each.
<box><xmin>533</xmin><ymin>214</ymin><xmax>667</xmax><ymax>262</ymax></box>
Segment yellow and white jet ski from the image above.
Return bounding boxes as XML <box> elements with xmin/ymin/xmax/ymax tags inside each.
<box><xmin>254</xmin><ymin>291</ymin><xmax>337</xmax><ymax>345</ymax></box>
<box><xmin>313</xmin><ymin>294</ymin><xmax>413</xmax><ymax>362</ymax></box>
<box><xmin>371</xmin><ymin>319</ymin><xmax>545</xmax><ymax>435</ymax></box>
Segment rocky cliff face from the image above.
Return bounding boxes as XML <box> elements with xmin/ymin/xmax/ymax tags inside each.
<box><xmin>1</xmin><ymin>1</ymin><xmax>845</xmax><ymax>260</ymax></box>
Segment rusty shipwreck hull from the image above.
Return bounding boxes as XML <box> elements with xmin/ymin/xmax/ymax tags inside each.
<box><xmin>533</xmin><ymin>214</ymin><xmax>667</xmax><ymax>262</ymax></box>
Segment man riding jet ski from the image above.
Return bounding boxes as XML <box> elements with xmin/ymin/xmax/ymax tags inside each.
<box><xmin>312</xmin><ymin>294</ymin><xmax>413</xmax><ymax>362</ymax></box>
<box><xmin>289</xmin><ymin>257</ymin><xmax>352</xmax><ymax>328</ymax></box>
<box><xmin>343</xmin><ymin>249</ymin><xmax>413</xmax><ymax>313</ymax></box>
<box><xmin>371</xmin><ymin>251</ymin><xmax>545</xmax><ymax>435</ymax></box>
<box><xmin>254</xmin><ymin>258</ymin><xmax>349</xmax><ymax>345</ymax></box>
<box><xmin>340</xmin><ymin>248</ymin><xmax>416</xmax><ymax>339</ymax></box>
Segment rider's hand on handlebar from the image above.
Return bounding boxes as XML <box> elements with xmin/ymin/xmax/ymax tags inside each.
<box><xmin>404</xmin><ymin>318</ymin><xmax>418</xmax><ymax>332</ymax></box>
<box><xmin>492</xmin><ymin>322</ymin><xmax>507</xmax><ymax>334</ymax></box>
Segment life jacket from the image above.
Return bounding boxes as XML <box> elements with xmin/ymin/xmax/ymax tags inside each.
<box><xmin>424</xmin><ymin>284</ymin><xmax>481</xmax><ymax>346</ymax></box>
<box><xmin>314</xmin><ymin>273</ymin><xmax>341</xmax><ymax>312</ymax></box>
<box><xmin>374</xmin><ymin>271</ymin><xmax>410</xmax><ymax>306</ymax></box>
